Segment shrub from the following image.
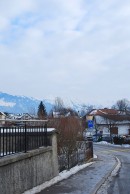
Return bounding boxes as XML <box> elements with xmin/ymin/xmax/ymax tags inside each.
<box><xmin>113</xmin><ymin>136</ymin><xmax>124</xmax><ymax>145</ymax></box>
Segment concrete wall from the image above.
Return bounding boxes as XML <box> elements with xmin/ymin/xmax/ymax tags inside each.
<box><xmin>0</xmin><ymin>131</ymin><xmax>58</xmax><ymax>194</ymax></box>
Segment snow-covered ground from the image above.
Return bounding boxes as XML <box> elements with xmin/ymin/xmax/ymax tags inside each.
<box><xmin>95</xmin><ymin>141</ymin><xmax>130</xmax><ymax>148</ymax></box>
<box><xmin>23</xmin><ymin>157</ymin><xmax>97</xmax><ymax>194</ymax></box>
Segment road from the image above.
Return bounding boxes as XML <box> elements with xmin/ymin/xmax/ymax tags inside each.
<box><xmin>94</xmin><ymin>144</ymin><xmax>130</xmax><ymax>194</ymax></box>
<box><xmin>35</xmin><ymin>144</ymin><xmax>130</xmax><ymax>194</ymax></box>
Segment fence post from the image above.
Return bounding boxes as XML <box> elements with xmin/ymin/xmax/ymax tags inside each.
<box><xmin>67</xmin><ymin>152</ymin><xmax>70</xmax><ymax>170</ymax></box>
<box><xmin>91</xmin><ymin>140</ymin><xmax>93</xmax><ymax>158</ymax></box>
<box><xmin>88</xmin><ymin>138</ymin><xmax>93</xmax><ymax>158</ymax></box>
<box><xmin>77</xmin><ymin>149</ymin><xmax>79</xmax><ymax>164</ymax></box>
<box><xmin>25</xmin><ymin>122</ymin><xmax>27</xmax><ymax>152</ymax></box>
<box><xmin>44</xmin><ymin>123</ymin><xmax>47</xmax><ymax>146</ymax></box>
<box><xmin>0</xmin><ymin>127</ymin><xmax>2</xmax><ymax>157</ymax></box>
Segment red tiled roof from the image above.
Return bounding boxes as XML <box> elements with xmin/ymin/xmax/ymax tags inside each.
<box><xmin>97</xmin><ymin>109</ymin><xmax>118</xmax><ymax>115</ymax></box>
<box><xmin>89</xmin><ymin>108</ymin><xmax>118</xmax><ymax>116</ymax></box>
<box><xmin>101</xmin><ymin>114</ymin><xmax>130</xmax><ymax>122</ymax></box>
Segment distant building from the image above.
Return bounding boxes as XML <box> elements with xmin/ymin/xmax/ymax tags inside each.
<box><xmin>52</xmin><ymin>111</ymin><xmax>62</xmax><ymax>118</ymax></box>
<box><xmin>85</xmin><ymin>108</ymin><xmax>130</xmax><ymax>136</ymax></box>
<box><xmin>0</xmin><ymin>112</ymin><xmax>6</xmax><ymax>126</ymax></box>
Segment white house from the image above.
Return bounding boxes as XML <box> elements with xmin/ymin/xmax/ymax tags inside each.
<box><xmin>86</xmin><ymin>108</ymin><xmax>130</xmax><ymax>136</ymax></box>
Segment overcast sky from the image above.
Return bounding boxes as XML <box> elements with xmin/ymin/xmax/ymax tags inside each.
<box><xmin>0</xmin><ymin>0</ymin><xmax>130</xmax><ymax>106</ymax></box>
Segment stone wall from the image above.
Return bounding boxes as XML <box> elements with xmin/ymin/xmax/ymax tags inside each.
<box><xmin>0</xmin><ymin>131</ymin><xmax>58</xmax><ymax>194</ymax></box>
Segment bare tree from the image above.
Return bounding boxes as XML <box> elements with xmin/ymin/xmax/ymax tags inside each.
<box><xmin>49</xmin><ymin>117</ymin><xmax>83</xmax><ymax>153</ymax></box>
<box><xmin>112</xmin><ymin>99</ymin><xmax>130</xmax><ymax>113</ymax></box>
<box><xmin>48</xmin><ymin>116</ymin><xmax>85</xmax><ymax>169</ymax></box>
<box><xmin>53</xmin><ymin>97</ymin><xmax>64</xmax><ymax>112</ymax></box>
<box><xmin>80</xmin><ymin>104</ymin><xmax>95</xmax><ymax>117</ymax></box>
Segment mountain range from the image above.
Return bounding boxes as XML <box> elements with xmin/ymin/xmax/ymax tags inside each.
<box><xmin>0</xmin><ymin>92</ymin><xmax>53</xmax><ymax>114</ymax></box>
<box><xmin>0</xmin><ymin>91</ymin><xmax>88</xmax><ymax>115</ymax></box>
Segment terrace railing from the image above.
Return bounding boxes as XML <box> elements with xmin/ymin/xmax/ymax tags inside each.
<box><xmin>0</xmin><ymin>119</ymin><xmax>50</xmax><ymax>157</ymax></box>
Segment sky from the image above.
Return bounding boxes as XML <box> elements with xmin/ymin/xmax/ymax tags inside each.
<box><xmin>0</xmin><ymin>0</ymin><xmax>130</xmax><ymax>107</ymax></box>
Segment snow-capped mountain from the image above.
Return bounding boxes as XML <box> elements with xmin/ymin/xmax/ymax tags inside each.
<box><xmin>0</xmin><ymin>92</ymin><xmax>96</xmax><ymax>115</ymax></box>
<box><xmin>0</xmin><ymin>92</ymin><xmax>53</xmax><ymax>114</ymax></box>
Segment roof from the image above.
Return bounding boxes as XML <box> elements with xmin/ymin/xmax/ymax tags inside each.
<box><xmin>100</xmin><ymin>114</ymin><xmax>130</xmax><ymax>122</ymax></box>
<box><xmin>87</xmin><ymin>108</ymin><xmax>130</xmax><ymax>124</ymax></box>
<box><xmin>0</xmin><ymin>112</ymin><xmax>6</xmax><ymax>116</ymax></box>
<box><xmin>89</xmin><ymin>108</ymin><xmax>118</xmax><ymax>116</ymax></box>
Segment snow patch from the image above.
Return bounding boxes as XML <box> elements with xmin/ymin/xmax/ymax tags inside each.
<box><xmin>0</xmin><ymin>98</ymin><xmax>16</xmax><ymax>107</ymax></box>
<box><xmin>96</xmin><ymin>141</ymin><xmax>111</xmax><ymax>145</ymax></box>
<box><xmin>94</xmin><ymin>154</ymin><xmax>98</xmax><ymax>159</ymax></box>
<box><xmin>96</xmin><ymin>141</ymin><xmax>130</xmax><ymax>148</ymax></box>
<box><xmin>111</xmin><ymin>157</ymin><xmax>121</xmax><ymax>176</ymax></box>
<box><xmin>90</xmin><ymin>109</ymin><xmax>97</xmax><ymax>115</ymax></box>
<box><xmin>121</xmin><ymin>144</ymin><xmax>130</xmax><ymax>148</ymax></box>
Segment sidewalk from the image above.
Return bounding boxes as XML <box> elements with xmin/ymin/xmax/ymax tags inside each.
<box><xmin>35</xmin><ymin>153</ymin><xmax>117</xmax><ymax>194</ymax></box>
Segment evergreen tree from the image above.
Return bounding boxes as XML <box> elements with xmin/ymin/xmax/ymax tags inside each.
<box><xmin>37</xmin><ymin>101</ymin><xmax>47</xmax><ymax>119</ymax></box>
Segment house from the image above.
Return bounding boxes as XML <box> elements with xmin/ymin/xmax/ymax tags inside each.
<box><xmin>85</xmin><ymin>108</ymin><xmax>130</xmax><ymax>136</ymax></box>
<box><xmin>52</xmin><ymin>109</ymin><xmax>78</xmax><ymax>118</ymax></box>
<box><xmin>52</xmin><ymin>111</ymin><xmax>62</xmax><ymax>118</ymax></box>
<box><xmin>0</xmin><ymin>112</ymin><xmax>6</xmax><ymax>126</ymax></box>
<box><xmin>4</xmin><ymin>113</ymin><xmax>38</xmax><ymax>126</ymax></box>
<box><xmin>18</xmin><ymin>113</ymin><xmax>35</xmax><ymax>120</ymax></box>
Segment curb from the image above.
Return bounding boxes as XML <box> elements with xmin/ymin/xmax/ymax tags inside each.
<box><xmin>90</xmin><ymin>156</ymin><xmax>121</xmax><ymax>194</ymax></box>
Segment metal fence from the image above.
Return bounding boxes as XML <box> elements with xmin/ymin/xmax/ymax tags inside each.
<box><xmin>58</xmin><ymin>140</ymin><xmax>93</xmax><ymax>172</ymax></box>
<box><xmin>0</xmin><ymin>121</ymin><xmax>50</xmax><ymax>157</ymax></box>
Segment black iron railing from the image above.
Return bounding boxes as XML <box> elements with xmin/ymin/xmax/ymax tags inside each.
<box><xmin>0</xmin><ymin>123</ymin><xmax>50</xmax><ymax>157</ymax></box>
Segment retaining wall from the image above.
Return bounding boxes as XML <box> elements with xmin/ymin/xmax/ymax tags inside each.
<box><xmin>0</xmin><ymin>131</ymin><xmax>58</xmax><ymax>194</ymax></box>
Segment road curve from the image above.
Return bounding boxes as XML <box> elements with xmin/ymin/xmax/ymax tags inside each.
<box><xmin>94</xmin><ymin>144</ymin><xmax>130</xmax><ymax>194</ymax></box>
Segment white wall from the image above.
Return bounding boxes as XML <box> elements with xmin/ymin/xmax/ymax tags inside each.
<box><xmin>118</xmin><ymin>125</ymin><xmax>129</xmax><ymax>135</ymax></box>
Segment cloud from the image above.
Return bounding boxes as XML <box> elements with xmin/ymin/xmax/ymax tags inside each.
<box><xmin>0</xmin><ymin>0</ymin><xmax>130</xmax><ymax>106</ymax></box>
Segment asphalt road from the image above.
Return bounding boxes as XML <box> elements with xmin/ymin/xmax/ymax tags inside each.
<box><xmin>36</xmin><ymin>144</ymin><xmax>116</xmax><ymax>194</ymax></box>
<box><xmin>94</xmin><ymin>144</ymin><xmax>130</xmax><ymax>194</ymax></box>
<box><xmin>35</xmin><ymin>144</ymin><xmax>130</xmax><ymax>194</ymax></box>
